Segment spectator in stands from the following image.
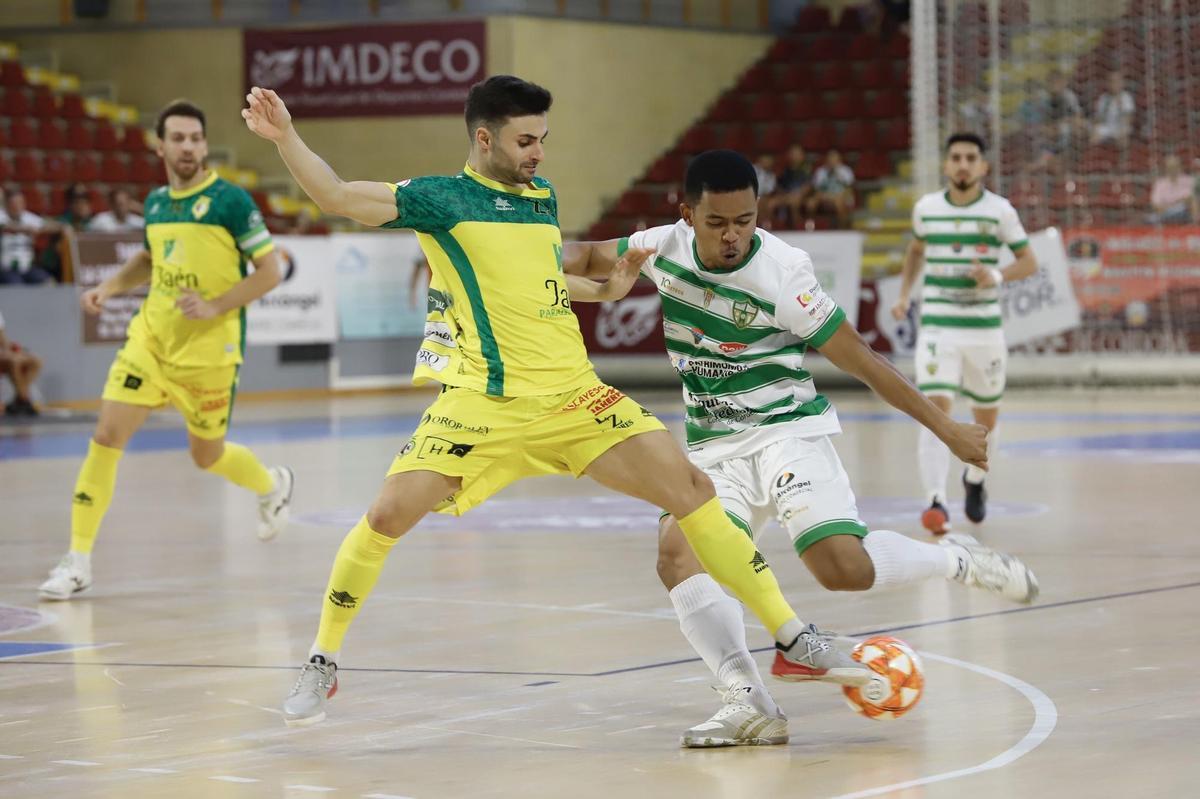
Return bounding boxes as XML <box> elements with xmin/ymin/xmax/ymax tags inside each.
<box><xmin>89</xmin><ymin>188</ymin><xmax>145</xmax><ymax>233</ymax></box>
<box><xmin>1147</xmin><ymin>155</ymin><xmax>1198</xmax><ymax>225</ymax></box>
<box><xmin>58</xmin><ymin>183</ymin><xmax>94</xmax><ymax>231</ymax></box>
<box><xmin>1091</xmin><ymin>71</ymin><xmax>1136</xmax><ymax>146</ymax></box>
<box><xmin>1027</xmin><ymin>71</ymin><xmax>1085</xmax><ymax>174</ymax></box>
<box><xmin>766</xmin><ymin>144</ymin><xmax>813</xmax><ymax>229</ymax></box>
<box><xmin>0</xmin><ymin>309</ymin><xmax>41</xmax><ymax>416</ymax></box>
<box><xmin>753</xmin><ymin>153</ymin><xmax>779</xmax><ymax>225</ymax></box>
<box><xmin>0</xmin><ymin>186</ymin><xmax>57</xmax><ymax>285</ymax></box>
<box><xmin>806</xmin><ymin>149</ymin><xmax>856</xmax><ymax>229</ymax></box>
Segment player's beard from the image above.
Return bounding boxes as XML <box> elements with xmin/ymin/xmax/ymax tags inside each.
<box><xmin>953</xmin><ymin>176</ymin><xmax>978</xmax><ymax>192</ymax></box>
<box><xmin>171</xmin><ymin>157</ymin><xmax>201</xmax><ymax>182</ymax></box>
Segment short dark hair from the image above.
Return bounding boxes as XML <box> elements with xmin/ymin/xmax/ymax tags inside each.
<box><xmin>684</xmin><ymin>150</ymin><xmax>759</xmax><ymax>204</ymax></box>
<box><xmin>156</xmin><ymin>99</ymin><xmax>206</xmax><ymax>140</ymax></box>
<box><xmin>464</xmin><ymin>75</ymin><xmax>552</xmax><ymax>135</ymax></box>
<box><xmin>946</xmin><ymin>132</ymin><xmax>987</xmax><ymax>154</ymax></box>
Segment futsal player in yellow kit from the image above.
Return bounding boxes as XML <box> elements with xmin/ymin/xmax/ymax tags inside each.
<box><xmin>243</xmin><ymin>76</ymin><xmax>872</xmax><ymax>727</ymax></box>
<box><xmin>38</xmin><ymin>100</ymin><xmax>294</xmax><ymax>601</ymax></box>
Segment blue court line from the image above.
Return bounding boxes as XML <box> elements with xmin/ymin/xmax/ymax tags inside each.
<box><xmin>5</xmin><ymin>409</ymin><xmax>1200</xmax><ymax>461</ymax></box>
<box><xmin>0</xmin><ymin>642</ymin><xmax>99</xmax><ymax>661</ymax></box>
<box><xmin>1003</xmin><ymin>429</ymin><xmax>1200</xmax><ymax>451</ymax></box>
<box><xmin>6</xmin><ymin>579</ymin><xmax>1198</xmax><ymax>678</ymax></box>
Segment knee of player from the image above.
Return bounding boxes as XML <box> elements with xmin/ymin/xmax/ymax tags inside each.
<box><xmin>91</xmin><ymin>427</ymin><xmax>123</xmax><ymax>450</ymax></box>
<box><xmin>365</xmin><ymin>501</ymin><xmax>406</xmax><ymax>539</ymax></box>
<box><xmin>189</xmin><ymin>444</ymin><xmax>222</xmax><ymax>470</ymax></box>
<box><xmin>687</xmin><ymin>466</ymin><xmax>715</xmax><ymax>500</ymax></box>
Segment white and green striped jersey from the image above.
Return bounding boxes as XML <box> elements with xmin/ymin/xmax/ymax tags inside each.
<box><xmin>619</xmin><ymin>221</ymin><xmax>844</xmax><ymax>464</ymax></box>
<box><xmin>912</xmin><ymin>189</ymin><xmax>1028</xmax><ymax>331</ymax></box>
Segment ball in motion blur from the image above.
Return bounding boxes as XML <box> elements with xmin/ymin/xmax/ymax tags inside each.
<box><xmin>842</xmin><ymin>635</ymin><xmax>925</xmax><ymax>720</ymax></box>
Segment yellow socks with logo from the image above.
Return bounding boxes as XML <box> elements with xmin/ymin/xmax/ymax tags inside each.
<box><xmin>69</xmin><ymin>440</ymin><xmax>124</xmax><ymax>555</ymax></box>
<box><xmin>205</xmin><ymin>442</ymin><xmax>274</xmax><ymax>494</ymax></box>
<box><xmin>675</xmin><ymin>496</ymin><xmax>798</xmax><ymax>640</ymax></box>
<box><xmin>314</xmin><ymin>517</ymin><xmax>398</xmax><ymax>655</ymax></box>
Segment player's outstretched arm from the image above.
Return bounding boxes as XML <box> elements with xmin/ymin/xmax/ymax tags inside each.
<box><xmin>817</xmin><ymin>321</ymin><xmax>988</xmax><ymax>469</ymax></box>
<box><xmin>562</xmin><ymin>239</ymin><xmax>623</xmax><ymax>277</ymax></box>
<box><xmin>565</xmin><ymin>246</ymin><xmax>652</xmax><ymax>302</ymax></box>
<box><xmin>242</xmin><ymin>87</ymin><xmax>397</xmax><ymax>227</ymax></box>
<box><xmin>80</xmin><ymin>249</ymin><xmax>152</xmax><ymax>315</ymax></box>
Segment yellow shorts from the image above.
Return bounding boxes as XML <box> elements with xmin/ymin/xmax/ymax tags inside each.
<box><xmin>387</xmin><ymin>378</ymin><xmax>666</xmax><ymax>515</ymax></box>
<box><xmin>100</xmin><ymin>336</ymin><xmax>239</xmax><ymax>440</ymax></box>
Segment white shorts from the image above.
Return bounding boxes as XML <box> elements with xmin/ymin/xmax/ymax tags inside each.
<box><xmin>915</xmin><ymin>327</ymin><xmax>1006</xmax><ymax>408</ymax></box>
<box><xmin>697</xmin><ymin>435</ymin><xmax>868</xmax><ymax>556</ymax></box>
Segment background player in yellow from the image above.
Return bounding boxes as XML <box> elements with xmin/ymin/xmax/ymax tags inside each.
<box><xmin>243</xmin><ymin>76</ymin><xmax>877</xmax><ymax>727</ymax></box>
<box><xmin>38</xmin><ymin>100</ymin><xmax>295</xmax><ymax>601</ymax></box>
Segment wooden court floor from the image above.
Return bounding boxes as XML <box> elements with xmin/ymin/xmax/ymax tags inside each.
<box><xmin>1</xmin><ymin>387</ymin><xmax>1197</xmax><ymax>798</ymax></box>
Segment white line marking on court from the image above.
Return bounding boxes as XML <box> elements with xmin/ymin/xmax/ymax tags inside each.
<box><xmin>103</xmin><ymin>668</ymin><xmax>125</xmax><ymax>686</ymax></box>
<box><xmin>227</xmin><ymin>697</ymin><xmax>284</xmax><ymax>715</ymax></box>
<box><xmin>51</xmin><ymin>760</ymin><xmax>101</xmax><ymax>767</ymax></box>
<box><xmin>826</xmin><ymin>651</ymin><xmax>1058</xmax><ymax>799</ymax></box>
<box><xmin>72</xmin><ymin>705</ymin><xmax>117</xmax><ymax>713</ymax></box>
<box><xmin>53</xmin><ymin>737</ymin><xmax>91</xmax><ymax>744</ymax></box>
<box><xmin>0</xmin><ymin>604</ymin><xmax>58</xmax><ymax>635</ymax></box>
<box><xmin>672</xmin><ymin>676</ymin><xmax>708</xmax><ymax>683</ymax></box>
<box><xmin>0</xmin><ymin>754</ymin><xmax>25</xmax><ymax>759</ymax></box>
<box><xmin>363</xmin><ymin>793</ymin><xmax>416</xmax><ymax>799</ymax></box>
<box><xmin>286</xmin><ymin>786</ymin><xmax>337</xmax><ymax>793</ymax></box>
<box><xmin>608</xmin><ymin>724</ymin><xmax>657</xmax><ymax>735</ymax></box>
<box><xmin>412</xmin><ymin>724</ymin><xmax>581</xmax><ymax>749</ymax></box>
<box><xmin>115</xmin><ymin>734</ymin><xmax>162</xmax><ymax>743</ymax></box>
<box><xmin>210</xmin><ymin>775</ymin><xmax>261</xmax><ymax>784</ymax></box>
<box><xmin>128</xmin><ymin>767</ymin><xmax>178</xmax><ymax>774</ymax></box>
<box><xmin>0</xmin><ymin>719</ymin><xmax>30</xmax><ymax>726</ymax></box>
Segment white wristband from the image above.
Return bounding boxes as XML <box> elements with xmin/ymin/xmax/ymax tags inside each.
<box><xmin>988</xmin><ymin>267</ymin><xmax>1004</xmax><ymax>286</ymax></box>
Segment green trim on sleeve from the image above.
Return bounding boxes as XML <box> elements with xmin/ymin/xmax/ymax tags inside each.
<box><xmin>1008</xmin><ymin>238</ymin><xmax>1029</xmax><ymax>252</ymax></box>
<box><xmin>805</xmin><ymin>305</ymin><xmax>846</xmax><ymax>348</ymax></box>
<box><xmin>616</xmin><ymin>237</ymin><xmax>629</xmax><ymax>258</ymax></box>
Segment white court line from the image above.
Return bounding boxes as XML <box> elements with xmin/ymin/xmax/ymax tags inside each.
<box><xmin>51</xmin><ymin>760</ymin><xmax>101</xmax><ymax>766</ymax></box>
<box><xmin>0</xmin><ymin>754</ymin><xmax>25</xmax><ymax>759</ymax></box>
<box><xmin>285</xmin><ymin>786</ymin><xmax>336</xmax><ymax>793</ymax></box>
<box><xmin>129</xmin><ymin>768</ymin><xmax>178</xmax><ymax>774</ymax></box>
<box><xmin>827</xmin><ymin>651</ymin><xmax>1058</xmax><ymax>799</ymax></box>
<box><xmin>412</xmin><ymin>724</ymin><xmax>581</xmax><ymax>750</ymax></box>
<box><xmin>363</xmin><ymin>793</ymin><xmax>416</xmax><ymax>799</ymax></box>
<box><xmin>210</xmin><ymin>775</ymin><xmax>260</xmax><ymax>784</ymax></box>
<box><xmin>0</xmin><ymin>604</ymin><xmax>58</xmax><ymax>636</ymax></box>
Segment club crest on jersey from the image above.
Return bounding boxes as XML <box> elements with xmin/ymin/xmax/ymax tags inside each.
<box><xmin>494</xmin><ymin>196</ymin><xmax>514</xmax><ymax>211</ymax></box>
<box><xmin>702</xmin><ymin>288</ymin><xmax>715</xmax><ymax>309</ymax></box>
<box><xmin>731</xmin><ymin>300</ymin><xmax>758</xmax><ymax>329</ymax></box>
<box><xmin>191</xmin><ymin>195</ymin><xmax>211</xmax><ymax>220</ymax></box>
<box><xmin>797</xmin><ymin>291</ymin><xmax>814</xmax><ymax>308</ymax></box>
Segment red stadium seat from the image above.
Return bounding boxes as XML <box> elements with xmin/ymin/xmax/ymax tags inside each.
<box><xmin>23</xmin><ymin>186</ymin><xmax>49</xmax><ymax>215</ymax></box>
<box><xmin>9</xmin><ymin>118</ymin><xmax>37</xmax><ymax>148</ymax></box>
<box><xmin>794</xmin><ymin>5</ymin><xmax>832</xmax><ymax>33</ymax></box>
<box><xmin>101</xmin><ymin>154</ymin><xmax>130</xmax><ymax>183</ymax></box>
<box><xmin>808</xmin><ymin>35</ymin><xmax>850</xmax><ymax>62</ymax></box>
<box><xmin>884</xmin><ymin>34</ymin><xmax>910</xmax><ymax>60</ymax></box>
<box><xmin>130</xmin><ymin>153</ymin><xmax>162</xmax><ymax>184</ymax></box>
<box><xmin>0</xmin><ymin>60</ymin><xmax>26</xmax><ymax>87</ymax></box>
<box><xmin>716</xmin><ymin>123</ymin><xmax>755</xmax><ymax>152</ymax></box>
<box><xmin>0</xmin><ymin>156</ymin><xmax>11</xmax><ymax>182</ymax></box>
<box><xmin>613</xmin><ymin>190</ymin><xmax>653</xmax><ymax>217</ymax></box>
<box><xmin>60</xmin><ymin>92</ymin><xmax>86</xmax><ymax>119</ymax></box>
<box><xmin>759</xmin><ymin>122</ymin><xmax>793</xmax><ymax>153</ymax></box>
<box><xmin>867</xmin><ymin>91</ymin><xmax>906</xmax><ymax>119</ymax></box>
<box><xmin>66</xmin><ymin>120</ymin><xmax>94</xmax><ymax>150</ymax></box>
<box><xmin>840</xmin><ymin>120</ymin><xmax>876</xmax><ymax>152</ymax></box>
<box><xmin>38</xmin><ymin>119</ymin><xmax>66</xmax><ymax>150</ymax></box>
<box><xmin>94</xmin><ymin>121</ymin><xmax>121</xmax><ymax>151</ymax></box>
<box><xmin>2</xmin><ymin>87</ymin><xmax>31</xmax><ymax>116</ymax></box>
<box><xmin>32</xmin><ymin>86</ymin><xmax>57</xmax><ymax>118</ymax></box>
<box><xmin>74</xmin><ymin>154</ymin><xmax>100</xmax><ymax>182</ymax></box>
<box><xmin>708</xmin><ymin>95</ymin><xmax>744</xmax><ymax>123</ymax></box>
<box><xmin>43</xmin><ymin>152</ymin><xmax>71</xmax><ymax>182</ymax></box>
<box><xmin>746</xmin><ymin>94</ymin><xmax>778</xmax><ymax>122</ymax></box>
<box><xmin>646</xmin><ymin>152</ymin><xmax>686</xmax><ymax>184</ymax></box>
<box><xmin>854</xmin><ymin>150</ymin><xmax>892</xmax><ymax>180</ymax></box>
<box><xmin>13</xmin><ymin>152</ymin><xmax>42</xmax><ymax>181</ymax></box>
<box><xmin>827</xmin><ymin>90</ymin><xmax>865</xmax><ymax>120</ymax></box>
<box><xmin>879</xmin><ymin>119</ymin><xmax>911</xmax><ymax>151</ymax></box>
<box><xmin>680</xmin><ymin>125</ymin><xmax>717</xmax><ymax>154</ymax></box>
<box><xmin>785</xmin><ymin>91</ymin><xmax>820</xmax><ymax>121</ymax></box>
<box><xmin>737</xmin><ymin>64</ymin><xmax>773</xmax><ymax>92</ymax></box>
<box><xmin>121</xmin><ymin>126</ymin><xmax>148</xmax><ymax>152</ymax></box>
<box><xmin>837</xmin><ymin>7</ymin><xmax>864</xmax><ymax>32</ymax></box>
<box><xmin>800</xmin><ymin>121</ymin><xmax>836</xmax><ymax>152</ymax></box>
<box><xmin>776</xmin><ymin>63</ymin><xmax>808</xmax><ymax>92</ymax></box>
<box><xmin>856</xmin><ymin>59</ymin><xmax>890</xmax><ymax>89</ymax></box>
<box><xmin>812</xmin><ymin>62</ymin><xmax>853</xmax><ymax>91</ymax></box>
<box><xmin>847</xmin><ymin>34</ymin><xmax>879</xmax><ymax>61</ymax></box>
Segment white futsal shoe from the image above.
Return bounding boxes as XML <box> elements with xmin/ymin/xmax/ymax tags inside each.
<box><xmin>283</xmin><ymin>655</ymin><xmax>338</xmax><ymax>726</ymax></box>
<box><xmin>943</xmin><ymin>532</ymin><xmax>1040</xmax><ymax>604</ymax></box>
<box><xmin>38</xmin><ymin>552</ymin><xmax>92</xmax><ymax>601</ymax></box>
<box><xmin>681</xmin><ymin>685</ymin><xmax>789</xmax><ymax>748</ymax></box>
<box><xmin>257</xmin><ymin>466</ymin><xmax>294</xmax><ymax>541</ymax></box>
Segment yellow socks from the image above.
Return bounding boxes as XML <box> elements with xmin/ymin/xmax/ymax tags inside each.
<box><xmin>70</xmin><ymin>440</ymin><xmax>124</xmax><ymax>555</ymax></box>
<box><xmin>314</xmin><ymin>517</ymin><xmax>398</xmax><ymax>655</ymax></box>
<box><xmin>205</xmin><ymin>442</ymin><xmax>274</xmax><ymax>494</ymax></box>
<box><xmin>675</xmin><ymin>497</ymin><xmax>798</xmax><ymax>640</ymax></box>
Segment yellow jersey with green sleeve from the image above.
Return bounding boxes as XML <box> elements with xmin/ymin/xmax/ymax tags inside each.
<box><xmin>381</xmin><ymin>164</ymin><xmax>594</xmax><ymax>397</ymax></box>
<box><xmin>911</xmin><ymin>189</ymin><xmax>1028</xmax><ymax>332</ymax></box>
<box><xmin>127</xmin><ymin>171</ymin><xmax>274</xmax><ymax>367</ymax></box>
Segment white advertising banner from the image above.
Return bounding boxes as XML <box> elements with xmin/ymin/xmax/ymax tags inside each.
<box><xmin>331</xmin><ymin>232</ymin><xmax>428</xmax><ymax>339</ymax></box>
<box><xmin>775</xmin><ymin>231</ymin><xmax>864</xmax><ymax>327</ymax></box>
<box><xmin>246</xmin><ymin>234</ymin><xmax>339</xmax><ymax>345</ymax></box>
<box><xmin>871</xmin><ymin>228</ymin><xmax>1081</xmax><ymax>354</ymax></box>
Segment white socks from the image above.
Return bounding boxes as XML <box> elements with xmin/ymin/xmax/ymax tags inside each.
<box><xmin>918</xmin><ymin>425</ymin><xmax>951</xmax><ymax>504</ymax></box>
<box><xmin>669</xmin><ymin>574</ymin><xmax>778</xmax><ymax>715</ymax></box>
<box><xmin>964</xmin><ymin>426</ymin><xmax>998</xmax><ymax>485</ymax></box>
<box><xmin>863</xmin><ymin>529</ymin><xmax>959</xmax><ymax>589</ymax></box>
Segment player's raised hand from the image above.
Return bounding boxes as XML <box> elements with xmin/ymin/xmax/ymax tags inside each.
<box><xmin>602</xmin><ymin>246</ymin><xmax>653</xmax><ymax>301</ymax></box>
<box><xmin>944</xmin><ymin>420</ymin><xmax>989</xmax><ymax>471</ymax></box>
<box><xmin>969</xmin><ymin>259</ymin><xmax>1003</xmax><ymax>288</ymax></box>
<box><xmin>890</xmin><ymin>294</ymin><xmax>911</xmax><ymax>321</ymax></box>
<box><xmin>242</xmin><ymin>87</ymin><xmax>293</xmax><ymax>142</ymax></box>
<box><xmin>80</xmin><ymin>288</ymin><xmax>106</xmax><ymax>316</ymax></box>
<box><xmin>175</xmin><ymin>290</ymin><xmax>220</xmax><ymax>320</ymax></box>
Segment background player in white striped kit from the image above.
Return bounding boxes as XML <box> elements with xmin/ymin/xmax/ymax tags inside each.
<box><xmin>891</xmin><ymin>133</ymin><xmax>1038</xmax><ymax>534</ymax></box>
<box><xmin>565</xmin><ymin>150</ymin><xmax>1039</xmax><ymax>747</ymax></box>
